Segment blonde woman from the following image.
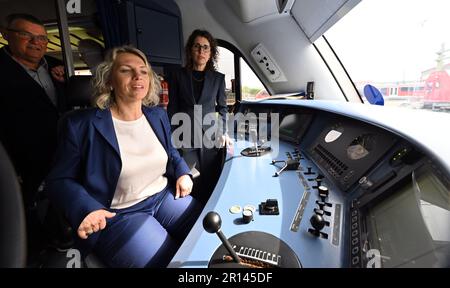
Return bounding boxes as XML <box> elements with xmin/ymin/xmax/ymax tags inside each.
<box><xmin>46</xmin><ymin>46</ymin><xmax>200</xmax><ymax>267</ymax></box>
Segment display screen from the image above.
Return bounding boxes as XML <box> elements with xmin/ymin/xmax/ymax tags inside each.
<box><xmin>364</xmin><ymin>166</ymin><xmax>450</xmax><ymax>267</ymax></box>
<box><xmin>279</xmin><ymin>114</ymin><xmax>312</xmax><ymax>143</ymax></box>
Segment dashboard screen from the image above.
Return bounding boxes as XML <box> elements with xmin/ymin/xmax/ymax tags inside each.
<box><xmin>364</xmin><ymin>165</ymin><xmax>450</xmax><ymax>267</ymax></box>
<box><xmin>279</xmin><ymin>114</ymin><xmax>312</xmax><ymax>143</ymax></box>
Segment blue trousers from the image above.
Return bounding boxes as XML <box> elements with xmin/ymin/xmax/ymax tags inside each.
<box><xmin>94</xmin><ymin>186</ymin><xmax>201</xmax><ymax>267</ymax></box>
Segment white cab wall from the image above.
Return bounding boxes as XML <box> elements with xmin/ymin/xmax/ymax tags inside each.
<box><xmin>175</xmin><ymin>0</ymin><xmax>344</xmax><ymax>100</ymax></box>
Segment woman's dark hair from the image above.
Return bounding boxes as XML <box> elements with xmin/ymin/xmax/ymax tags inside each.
<box><xmin>185</xmin><ymin>29</ymin><xmax>218</xmax><ymax>71</ymax></box>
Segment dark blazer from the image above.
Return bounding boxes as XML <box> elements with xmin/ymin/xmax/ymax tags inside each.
<box><xmin>167</xmin><ymin>68</ymin><xmax>228</xmax><ymax>147</ymax></box>
<box><xmin>0</xmin><ymin>47</ymin><xmax>65</xmax><ymax>204</ymax></box>
<box><xmin>45</xmin><ymin>106</ymin><xmax>190</xmax><ymax>253</ymax></box>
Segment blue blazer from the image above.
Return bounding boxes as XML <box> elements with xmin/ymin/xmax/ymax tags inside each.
<box><xmin>46</xmin><ymin>106</ymin><xmax>190</xmax><ymax>252</ymax></box>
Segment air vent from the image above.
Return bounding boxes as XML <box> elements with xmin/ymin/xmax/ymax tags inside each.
<box><xmin>314</xmin><ymin>144</ymin><xmax>348</xmax><ymax>176</ymax></box>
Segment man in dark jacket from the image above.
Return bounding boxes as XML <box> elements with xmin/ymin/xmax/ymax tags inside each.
<box><xmin>0</xmin><ymin>13</ymin><xmax>66</xmax><ymax>260</ymax></box>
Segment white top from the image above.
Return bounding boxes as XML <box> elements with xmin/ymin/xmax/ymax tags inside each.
<box><xmin>111</xmin><ymin>115</ymin><xmax>168</xmax><ymax>209</ymax></box>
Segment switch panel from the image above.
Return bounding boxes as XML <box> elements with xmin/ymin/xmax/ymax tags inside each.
<box><xmin>251</xmin><ymin>43</ymin><xmax>287</xmax><ymax>83</ymax></box>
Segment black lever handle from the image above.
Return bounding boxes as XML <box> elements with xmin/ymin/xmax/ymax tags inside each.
<box><xmin>203</xmin><ymin>211</ymin><xmax>241</xmax><ymax>263</ymax></box>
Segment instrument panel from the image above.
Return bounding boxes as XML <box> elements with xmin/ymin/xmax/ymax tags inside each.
<box><xmin>308</xmin><ymin>116</ymin><xmax>398</xmax><ymax>191</ymax></box>
<box><xmin>169</xmin><ymin>101</ymin><xmax>450</xmax><ymax>268</ymax></box>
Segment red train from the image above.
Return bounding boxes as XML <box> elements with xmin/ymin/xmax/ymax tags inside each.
<box><xmin>376</xmin><ymin>68</ymin><xmax>450</xmax><ymax>111</ymax></box>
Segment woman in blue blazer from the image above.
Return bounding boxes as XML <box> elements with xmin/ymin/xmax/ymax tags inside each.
<box><xmin>167</xmin><ymin>29</ymin><xmax>231</xmax><ymax>204</ymax></box>
<box><xmin>46</xmin><ymin>46</ymin><xmax>201</xmax><ymax>267</ymax></box>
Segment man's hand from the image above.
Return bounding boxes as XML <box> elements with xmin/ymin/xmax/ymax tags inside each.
<box><xmin>77</xmin><ymin>209</ymin><xmax>116</xmax><ymax>239</ymax></box>
<box><xmin>51</xmin><ymin>65</ymin><xmax>65</xmax><ymax>83</ymax></box>
<box><xmin>175</xmin><ymin>174</ymin><xmax>193</xmax><ymax>199</ymax></box>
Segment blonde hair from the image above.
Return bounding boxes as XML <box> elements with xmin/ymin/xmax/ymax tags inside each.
<box><xmin>92</xmin><ymin>45</ymin><xmax>160</xmax><ymax>109</ymax></box>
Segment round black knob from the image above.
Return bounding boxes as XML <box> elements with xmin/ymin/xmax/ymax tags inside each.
<box><xmin>203</xmin><ymin>211</ymin><xmax>241</xmax><ymax>263</ymax></box>
<box><xmin>310</xmin><ymin>214</ymin><xmax>325</xmax><ymax>231</ymax></box>
<box><xmin>203</xmin><ymin>211</ymin><xmax>222</xmax><ymax>233</ymax></box>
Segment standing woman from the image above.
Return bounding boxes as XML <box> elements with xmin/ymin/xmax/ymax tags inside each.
<box><xmin>167</xmin><ymin>29</ymin><xmax>230</xmax><ymax>205</ymax></box>
<box><xmin>46</xmin><ymin>46</ymin><xmax>200</xmax><ymax>267</ymax></box>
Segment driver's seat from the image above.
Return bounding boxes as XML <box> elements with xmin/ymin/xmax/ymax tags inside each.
<box><xmin>0</xmin><ymin>142</ymin><xmax>26</xmax><ymax>267</ymax></box>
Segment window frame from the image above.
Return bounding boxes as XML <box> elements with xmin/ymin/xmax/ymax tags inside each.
<box><xmin>217</xmin><ymin>39</ymin><xmax>270</xmax><ymax>103</ymax></box>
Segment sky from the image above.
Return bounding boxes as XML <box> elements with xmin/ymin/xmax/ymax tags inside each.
<box><xmin>325</xmin><ymin>0</ymin><xmax>450</xmax><ymax>83</ymax></box>
<box><xmin>217</xmin><ymin>46</ymin><xmax>265</xmax><ymax>90</ymax></box>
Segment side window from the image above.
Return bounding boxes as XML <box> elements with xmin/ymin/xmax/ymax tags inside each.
<box><xmin>240</xmin><ymin>58</ymin><xmax>267</xmax><ymax>100</ymax></box>
<box><xmin>1</xmin><ymin>25</ymin><xmax>104</xmax><ymax>76</ymax></box>
<box><xmin>47</xmin><ymin>26</ymin><xmax>104</xmax><ymax>76</ymax></box>
<box><xmin>217</xmin><ymin>41</ymin><xmax>269</xmax><ymax>106</ymax></box>
<box><xmin>217</xmin><ymin>47</ymin><xmax>236</xmax><ymax>106</ymax></box>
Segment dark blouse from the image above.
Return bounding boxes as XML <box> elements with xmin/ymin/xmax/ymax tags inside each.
<box><xmin>192</xmin><ymin>70</ymin><xmax>205</xmax><ymax>103</ymax></box>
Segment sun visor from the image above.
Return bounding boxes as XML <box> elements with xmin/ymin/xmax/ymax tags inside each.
<box><xmin>226</xmin><ymin>0</ymin><xmax>281</xmax><ymax>23</ymax></box>
<box><xmin>291</xmin><ymin>0</ymin><xmax>361</xmax><ymax>42</ymax></box>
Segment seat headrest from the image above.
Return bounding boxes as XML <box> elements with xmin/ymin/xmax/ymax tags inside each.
<box><xmin>66</xmin><ymin>75</ymin><xmax>94</xmax><ymax>108</ymax></box>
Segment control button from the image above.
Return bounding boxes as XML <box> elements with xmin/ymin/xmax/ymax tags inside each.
<box><xmin>352</xmin><ymin>246</ymin><xmax>359</xmax><ymax>255</ymax></box>
<box><xmin>351</xmin><ymin>229</ymin><xmax>358</xmax><ymax>237</ymax></box>
<box><xmin>243</xmin><ymin>205</ymin><xmax>256</xmax><ymax>213</ymax></box>
<box><xmin>351</xmin><ymin>237</ymin><xmax>359</xmax><ymax>246</ymax></box>
<box><xmin>316</xmin><ymin>200</ymin><xmax>331</xmax><ymax>207</ymax></box>
<box><xmin>229</xmin><ymin>205</ymin><xmax>242</xmax><ymax>214</ymax></box>
<box><xmin>351</xmin><ymin>210</ymin><xmax>358</xmax><ymax>217</ymax></box>
<box><xmin>242</xmin><ymin>209</ymin><xmax>253</xmax><ymax>224</ymax></box>
<box><xmin>351</xmin><ymin>223</ymin><xmax>358</xmax><ymax>230</ymax></box>
<box><xmin>318</xmin><ymin>185</ymin><xmax>329</xmax><ymax>200</ymax></box>
<box><xmin>352</xmin><ymin>256</ymin><xmax>360</xmax><ymax>265</ymax></box>
<box><xmin>314</xmin><ymin>208</ymin><xmax>324</xmax><ymax>216</ymax></box>
<box><xmin>351</xmin><ymin>216</ymin><xmax>358</xmax><ymax>223</ymax></box>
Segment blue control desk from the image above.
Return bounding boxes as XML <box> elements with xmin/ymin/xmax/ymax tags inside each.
<box><xmin>169</xmin><ymin>139</ymin><xmax>346</xmax><ymax>268</ymax></box>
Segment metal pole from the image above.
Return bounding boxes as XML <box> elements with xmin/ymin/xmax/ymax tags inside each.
<box><xmin>55</xmin><ymin>0</ymin><xmax>74</xmax><ymax>79</ymax></box>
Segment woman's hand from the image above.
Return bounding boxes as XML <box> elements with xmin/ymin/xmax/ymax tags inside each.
<box><xmin>175</xmin><ymin>174</ymin><xmax>193</xmax><ymax>199</ymax></box>
<box><xmin>77</xmin><ymin>209</ymin><xmax>116</xmax><ymax>239</ymax></box>
<box><xmin>219</xmin><ymin>134</ymin><xmax>233</xmax><ymax>148</ymax></box>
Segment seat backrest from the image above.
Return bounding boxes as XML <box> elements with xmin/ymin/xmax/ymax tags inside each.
<box><xmin>78</xmin><ymin>39</ymin><xmax>104</xmax><ymax>75</ymax></box>
<box><xmin>66</xmin><ymin>75</ymin><xmax>94</xmax><ymax>109</ymax></box>
<box><xmin>0</xmin><ymin>142</ymin><xmax>26</xmax><ymax>267</ymax></box>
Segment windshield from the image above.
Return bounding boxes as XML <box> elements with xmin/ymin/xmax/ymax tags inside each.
<box><xmin>325</xmin><ymin>0</ymin><xmax>450</xmax><ymax>113</ymax></box>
